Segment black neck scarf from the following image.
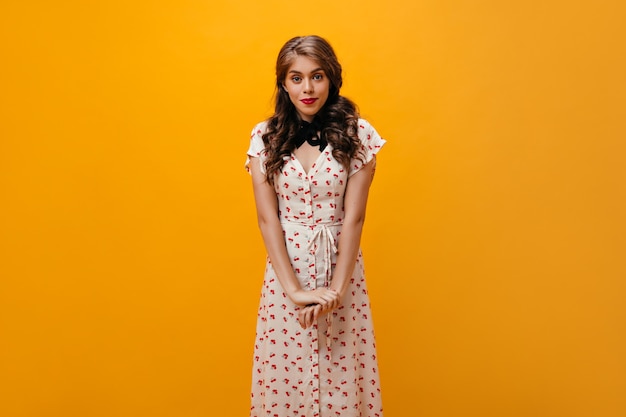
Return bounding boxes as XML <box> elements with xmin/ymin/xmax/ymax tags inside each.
<box><xmin>292</xmin><ymin>119</ymin><xmax>327</xmax><ymax>152</ymax></box>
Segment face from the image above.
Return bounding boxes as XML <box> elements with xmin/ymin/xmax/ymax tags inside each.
<box><xmin>283</xmin><ymin>55</ymin><xmax>330</xmax><ymax>122</ymax></box>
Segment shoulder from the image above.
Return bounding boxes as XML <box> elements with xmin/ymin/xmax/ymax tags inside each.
<box><xmin>357</xmin><ymin>118</ymin><xmax>374</xmax><ymax>130</ymax></box>
<box><xmin>348</xmin><ymin>118</ymin><xmax>386</xmax><ymax>177</ymax></box>
<box><xmin>356</xmin><ymin>118</ymin><xmax>385</xmax><ymax>146</ymax></box>
<box><xmin>245</xmin><ymin>120</ymin><xmax>271</xmax><ymax>173</ymax></box>
<box><xmin>250</xmin><ymin>120</ymin><xmax>270</xmax><ymax>137</ymax></box>
<box><xmin>247</xmin><ymin>120</ymin><xmax>270</xmax><ymax>159</ymax></box>
<box><xmin>248</xmin><ymin>120</ymin><xmax>270</xmax><ymax>153</ymax></box>
<box><xmin>357</xmin><ymin>118</ymin><xmax>376</xmax><ymax>130</ymax></box>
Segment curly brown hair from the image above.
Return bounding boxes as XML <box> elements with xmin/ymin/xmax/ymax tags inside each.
<box><xmin>261</xmin><ymin>35</ymin><xmax>363</xmax><ymax>185</ymax></box>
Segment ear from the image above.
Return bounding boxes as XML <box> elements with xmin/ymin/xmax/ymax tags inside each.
<box><xmin>282</xmin><ymin>84</ymin><xmax>288</xmax><ymax>92</ymax></box>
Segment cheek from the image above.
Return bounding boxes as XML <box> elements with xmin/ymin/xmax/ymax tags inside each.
<box><xmin>320</xmin><ymin>85</ymin><xmax>331</xmax><ymax>102</ymax></box>
<box><xmin>286</xmin><ymin>88</ymin><xmax>297</xmax><ymax>100</ymax></box>
<box><xmin>322</xmin><ymin>83</ymin><xmax>331</xmax><ymax>97</ymax></box>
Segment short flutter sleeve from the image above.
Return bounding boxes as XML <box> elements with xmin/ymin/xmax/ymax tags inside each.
<box><xmin>348</xmin><ymin>119</ymin><xmax>387</xmax><ymax>177</ymax></box>
<box><xmin>245</xmin><ymin>121</ymin><xmax>269</xmax><ymax>175</ymax></box>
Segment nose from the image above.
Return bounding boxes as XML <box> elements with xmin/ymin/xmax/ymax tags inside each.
<box><xmin>303</xmin><ymin>77</ymin><xmax>313</xmax><ymax>93</ymax></box>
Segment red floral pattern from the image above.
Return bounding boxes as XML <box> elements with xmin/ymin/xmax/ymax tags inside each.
<box><xmin>245</xmin><ymin>119</ymin><xmax>386</xmax><ymax>417</ymax></box>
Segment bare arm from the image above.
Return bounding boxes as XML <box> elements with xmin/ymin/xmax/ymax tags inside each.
<box><xmin>330</xmin><ymin>157</ymin><xmax>376</xmax><ymax>298</ymax></box>
<box><xmin>249</xmin><ymin>157</ymin><xmax>339</xmax><ymax>307</ymax></box>
<box><xmin>298</xmin><ymin>157</ymin><xmax>377</xmax><ymax>328</ymax></box>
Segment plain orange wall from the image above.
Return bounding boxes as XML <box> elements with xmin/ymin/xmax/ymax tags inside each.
<box><xmin>1</xmin><ymin>1</ymin><xmax>625</xmax><ymax>416</ymax></box>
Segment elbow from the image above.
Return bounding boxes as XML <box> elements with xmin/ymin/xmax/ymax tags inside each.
<box><xmin>256</xmin><ymin>213</ymin><xmax>279</xmax><ymax>230</ymax></box>
<box><xmin>256</xmin><ymin>216</ymin><xmax>268</xmax><ymax>230</ymax></box>
<box><xmin>343</xmin><ymin>214</ymin><xmax>366</xmax><ymax>230</ymax></box>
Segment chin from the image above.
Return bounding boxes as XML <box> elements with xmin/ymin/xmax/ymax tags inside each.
<box><xmin>298</xmin><ymin>111</ymin><xmax>317</xmax><ymax>121</ymax></box>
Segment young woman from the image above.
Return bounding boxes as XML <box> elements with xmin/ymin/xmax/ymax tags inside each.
<box><xmin>245</xmin><ymin>35</ymin><xmax>385</xmax><ymax>417</ymax></box>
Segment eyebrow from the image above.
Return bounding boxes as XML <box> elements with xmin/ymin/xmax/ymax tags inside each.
<box><xmin>288</xmin><ymin>68</ymin><xmax>324</xmax><ymax>74</ymax></box>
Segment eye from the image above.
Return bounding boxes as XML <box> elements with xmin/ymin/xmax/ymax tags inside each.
<box><xmin>313</xmin><ymin>73</ymin><xmax>323</xmax><ymax>80</ymax></box>
<box><xmin>291</xmin><ymin>76</ymin><xmax>301</xmax><ymax>83</ymax></box>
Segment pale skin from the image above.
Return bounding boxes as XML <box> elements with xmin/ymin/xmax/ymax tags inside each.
<box><xmin>250</xmin><ymin>55</ymin><xmax>377</xmax><ymax>329</ymax></box>
<box><xmin>250</xmin><ymin>156</ymin><xmax>376</xmax><ymax>329</ymax></box>
<box><xmin>295</xmin><ymin>158</ymin><xmax>376</xmax><ymax>328</ymax></box>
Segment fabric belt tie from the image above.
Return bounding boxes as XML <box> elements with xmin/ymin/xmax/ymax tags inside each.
<box><xmin>307</xmin><ymin>224</ymin><xmax>338</xmax><ymax>352</ymax></box>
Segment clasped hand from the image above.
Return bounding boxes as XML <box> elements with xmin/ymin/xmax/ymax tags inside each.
<box><xmin>289</xmin><ymin>288</ymin><xmax>340</xmax><ymax>329</ymax></box>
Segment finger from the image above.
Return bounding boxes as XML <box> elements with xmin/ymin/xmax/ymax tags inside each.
<box><xmin>321</xmin><ymin>296</ymin><xmax>336</xmax><ymax>311</ymax></box>
<box><xmin>299</xmin><ymin>308</ymin><xmax>308</xmax><ymax>328</ymax></box>
<box><xmin>316</xmin><ymin>294</ymin><xmax>329</xmax><ymax>304</ymax></box>
<box><xmin>306</xmin><ymin>308</ymin><xmax>316</xmax><ymax>328</ymax></box>
<box><xmin>298</xmin><ymin>310</ymin><xmax>303</xmax><ymax>327</ymax></box>
<box><xmin>312</xmin><ymin>304</ymin><xmax>322</xmax><ymax>322</ymax></box>
<box><xmin>319</xmin><ymin>293</ymin><xmax>335</xmax><ymax>304</ymax></box>
<box><xmin>325</xmin><ymin>295</ymin><xmax>337</xmax><ymax>304</ymax></box>
<box><xmin>298</xmin><ymin>309</ymin><xmax>308</xmax><ymax>328</ymax></box>
<box><xmin>323</xmin><ymin>293</ymin><xmax>335</xmax><ymax>305</ymax></box>
<box><xmin>302</xmin><ymin>309</ymin><xmax>311</xmax><ymax>329</ymax></box>
<box><xmin>317</xmin><ymin>296</ymin><xmax>329</xmax><ymax>308</ymax></box>
<box><xmin>303</xmin><ymin>309</ymin><xmax>310</xmax><ymax>328</ymax></box>
<box><xmin>320</xmin><ymin>292</ymin><xmax>334</xmax><ymax>301</ymax></box>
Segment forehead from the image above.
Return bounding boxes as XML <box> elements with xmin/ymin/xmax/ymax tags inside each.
<box><xmin>287</xmin><ymin>55</ymin><xmax>324</xmax><ymax>73</ymax></box>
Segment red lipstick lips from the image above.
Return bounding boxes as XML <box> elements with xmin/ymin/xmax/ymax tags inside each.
<box><xmin>300</xmin><ymin>98</ymin><xmax>317</xmax><ymax>105</ymax></box>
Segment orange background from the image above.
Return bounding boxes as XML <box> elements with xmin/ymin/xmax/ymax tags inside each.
<box><xmin>1</xmin><ymin>1</ymin><xmax>625</xmax><ymax>416</ymax></box>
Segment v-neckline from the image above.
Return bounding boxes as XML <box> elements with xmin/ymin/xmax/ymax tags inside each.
<box><xmin>292</xmin><ymin>146</ymin><xmax>330</xmax><ymax>177</ymax></box>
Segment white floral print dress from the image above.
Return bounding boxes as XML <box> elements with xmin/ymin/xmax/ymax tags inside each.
<box><xmin>245</xmin><ymin>119</ymin><xmax>385</xmax><ymax>417</ymax></box>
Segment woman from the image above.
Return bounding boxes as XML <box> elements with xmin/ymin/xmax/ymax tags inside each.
<box><xmin>245</xmin><ymin>35</ymin><xmax>385</xmax><ymax>417</ymax></box>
